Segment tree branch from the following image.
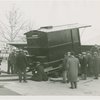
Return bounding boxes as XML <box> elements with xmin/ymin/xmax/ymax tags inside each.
<box><xmin>0</xmin><ymin>39</ymin><xmax>8</xmax><ymax>43</ymax></box>
<box><xmin>12</xmin><ymin>22</ymin><xmax>25</xmax><ymax>40</ymax></box>
<box><xmin>0</xmin><ymin>6</ymin><xmax>26</xmax><ymax>43</ymax></box>
<box><xmin>0</xmin><ymin>21</ymin><xmax>10</xmax><ymax>34</ymax></box>
<box><xmin>0</xmin><ymin>28</ymin><xmax>10</xmax><ymax>42</ymax></box>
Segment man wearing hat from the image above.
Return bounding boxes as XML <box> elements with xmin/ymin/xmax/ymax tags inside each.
<box><xmin>81</xmin><ymin>52</ymin><xmax>88</xmax><ymax>80</ymax></box>
<box><xmin>16</xmin><ymin>49</ymin><xmax>27</xmax><ymax>82</ymax></box>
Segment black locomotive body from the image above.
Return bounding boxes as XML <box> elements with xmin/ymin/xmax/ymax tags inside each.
<box><xmin>24</xmin><ymin>24</ymin><xmax>91</xmax><ymax>73</ymax></box>
<box><xmin>25</xmin><ymin>25</ymin><xmax>82</xmax><ymax>71</ymax></box>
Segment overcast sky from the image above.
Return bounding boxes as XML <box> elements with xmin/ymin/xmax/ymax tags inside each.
<box><xmin>0</xmin><ymin>0</ymin><xmax>100</xmax><ymax>45</ymax></box>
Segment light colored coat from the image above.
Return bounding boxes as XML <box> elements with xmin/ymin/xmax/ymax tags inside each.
<box><xmin>67</xmin><ymin>56</ymin><xmax>79</xmax><ymax>82</ymax></box>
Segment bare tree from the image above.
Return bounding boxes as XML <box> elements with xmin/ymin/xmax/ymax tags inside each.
<box><xmin>24</xmin><ymin>21</ymin><xmax>36</xmax><ymax>32</ymax></box>
<box><xmin>0</xmin><ymin>7</ymin><xmax>25</xmax><ymax>43</ymax></box>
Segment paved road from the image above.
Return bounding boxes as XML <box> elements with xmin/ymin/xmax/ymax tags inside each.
<box><xmin>2</xmin><ymin>78</ymin><xmax>100</xmax><ymax>96</ymax></box>
<box><xmin>0</xmin><ymin>85</ymin><xmax>20</xmax><ymax>95</ymax></box>
<box><xmin>1</xmin><ymin>60</ymin><xmax>100</xmax><ymax>96</ymax></box>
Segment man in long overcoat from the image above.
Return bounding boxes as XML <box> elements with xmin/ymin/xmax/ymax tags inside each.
<box><xmin>81</xmin><ymin>52</ymin><xmax>88</xmax><ymax>80</ymax></box>
<box><xmin>87</xmin><ymin>52</ymin><xmax>94</xmax><ymax>76</ymax></box>
<box><xmin>67</xmin><ymin>52</ymin><xmax>80</xmax><ymax>89</ymax></box>
<box><xmin>16</xmin><ymin>49</ymin><xmax>27</xmax><ymax>82</ymax></box>
<box><xmin>93</xmin><ymin>52</ymin><xmax>100</xmax><ymax>79</ymax></box>
<box><xmin>78</xmin><ymin>53</ymin><xmax>83</xmax><ymax>75</ymax></box>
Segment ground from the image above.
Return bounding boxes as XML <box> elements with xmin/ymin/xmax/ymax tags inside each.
<box><xmin>0</xmin><ymin>60</ymin><xmax>100</xmax><ymax>96</ymax></box>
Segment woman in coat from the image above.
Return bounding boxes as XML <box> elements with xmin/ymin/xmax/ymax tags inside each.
<box><xmin>67</xmin><ymin>52</ymin><xmax>80</xmax><ymax>89</ymax></box>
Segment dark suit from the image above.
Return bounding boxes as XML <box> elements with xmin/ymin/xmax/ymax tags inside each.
<box><xmin>81</xmin><ymin>55</ymin><xmax>88</xmax><ymax>79</ymax></box>
<box><xmin>93</xmin><ymin>55</ymin><xmax>100</xmax><ymax>79</ymax></box>
<box><xmin>87</xmin><ymin>54</ymin><xmax>94</xmax><ymax>76</ymax></box>
<box><xmin>32</xmin><ymin>64</ymin><xmax>48</xmax><ymax>81</ymax></box>
<box><xmin>16</xmin><ymin>51</ymin><xmax>27</xmax><ymax>82</ymax></box>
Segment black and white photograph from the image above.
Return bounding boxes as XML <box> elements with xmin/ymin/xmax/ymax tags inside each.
<box><xmin>0</xmin><ymin>0</ymin><xmax>100</xmax><ymax>97</ymax></box>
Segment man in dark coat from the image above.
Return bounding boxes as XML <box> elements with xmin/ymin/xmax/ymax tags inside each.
<box><xmin>87</xmin><ymin>52</ymin><xmax>93</xmax><ymax>76</ymax></box>
<box><xmin>32</xmin><ymin>61</ymin><xmax>48</xmax><ymax>81</ymax></box>
<box><xmin>81</xmin><ymin>52</ymin><xmax>88</xmax><ymax>80</ymax></box>
<box><xmin>93</xmin><ymin>52</ymin><xmax>100</xmax><ymax>79</ymax></box>
<box><xmin>16</xmin><ymin>49</ymin><xmax>27</xmax><ymax>82</ymax></box>
<box><xmin>78</xmin><ymin>53</ymin><xmax>83</xmax><ymax>76</ymax></box>
<box><xmin>67</xmin><ymin>52</ymin><xmax>80</xmax><ymax>89</ymax></box>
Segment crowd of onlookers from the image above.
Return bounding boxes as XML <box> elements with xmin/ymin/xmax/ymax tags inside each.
<box><xmin>62</xmin><ymin>44</ymin><xmax>100</xmax><ymax>89</ymax></box>
<box><xmin>5</xmin><ymin>44</ymin><xmax>100</xmax><ymax>89</ymax></box>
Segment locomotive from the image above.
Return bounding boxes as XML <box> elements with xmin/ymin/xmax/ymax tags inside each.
<box><xmin>24</xmin><ymin>24</ymin><xmax>91</xmax><ymax>75</ymax></box>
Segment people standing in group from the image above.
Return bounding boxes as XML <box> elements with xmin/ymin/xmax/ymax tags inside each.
<box><xmin>16</xmin><ymin>49</ymin><xmax>27</xmax><ymax>83</ymax></box>
<box><xmin>62</xmin><ymin>52</ymin><xmax>71</xmax><ymax>83</ymax></box>
<box><xmin>90</xmin><ymin>44</ymin><xmax>99</xmax><ymax>55</ymax></box>
<box><xmin>7</xmin><ymin>49</ymin><xmax>16</xmax><ymax>74</ymax></box>
<box><xmin>67</xmin><ymin>52</ymin><xmax>80</xmax><ymax>89</ymax></box>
